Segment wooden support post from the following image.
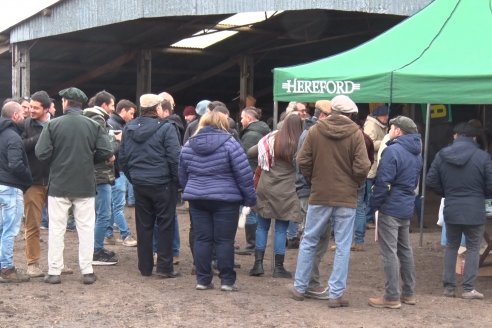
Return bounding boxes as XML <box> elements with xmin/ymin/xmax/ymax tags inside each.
<box><xmin>11</xmin><ymin>42</ymin><xmax>30</xmax><ymax>98</ymax></box>
<box><xmin>239</xmin><ymin>56</ymin><xmax>254</xmax><ymax>109</ymax></box>
<box><xmin>136</xmin><ymin>49</ymin><xmax>152</xmax><ymax>104</ymax></box>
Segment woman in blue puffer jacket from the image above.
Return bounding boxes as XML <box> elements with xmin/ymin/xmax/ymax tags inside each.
<box><xmin>179</xmin><ymin>110</ymin><xmax>256</xmax><ymax>292</ymax></box>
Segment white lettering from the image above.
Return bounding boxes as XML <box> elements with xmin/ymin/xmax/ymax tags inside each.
<box><xmin>281</xmin><ymin>79</ymin><xmax>361</xmax><ymax>95</ymax></box>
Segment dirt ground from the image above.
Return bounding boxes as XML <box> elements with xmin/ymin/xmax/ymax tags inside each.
<box><xmin>1</xmin><ymin>193</ymin><xmax>492</xmax><ymax>328</ymax></box>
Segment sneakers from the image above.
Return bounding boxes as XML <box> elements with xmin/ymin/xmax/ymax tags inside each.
<box><xmin>443</xmin><ymin>288</ymin><xmax>456</xmax><ymax>298</ymax></box>
<box><xmin>220</xmin><ymin>284</ymin><xmax>239</xmax><ymax>292</ymax></box>
<box><xmin>290</xmin><ymin>286</ymin><xmax>305</xmax><ymax>301</ymax></box>
<box><xmin>400</xmin><ymin>295</ymin><xmax>417</xmax><ymax>305</ymax></box>
<box><xmin>93</xmin><ymin>248</ymin><xmax>118</xmax><ymax>266</ymax></box>
<box><xmin>40</xmin><ymin>225</ymin><xmax>48</xmax><ymax>230</ymax></box>
<box><xmin>104</xmin><ymin>236</ymin><xmax>116</xmax><ymax>245</ymax></box>
<box><xmin>27</xmin><ymin>263</ymin><xmax>45</xmax><ymax>278</ymax></box>
<box><xmin>0</xmin><ymin>267</ymin><xmax>30</xmax><ymax>283</ymax></box>
<box><xmin>196</xmin><ymin>283</ymin><xmax>214</xmax><ymax>290</ymax></box>
<box><xmin>62</xmin><ymin>265</ymin><xmax>74</xmax><ymax>275</ymax></box>
<box><xmin>368</xmin><ymin>296</ymin><xmax>401</xmax><ymax>309</ymax></box>
<box><xmin>82</xmin><ymin>273</ymin><xmax>97</xmax><ymax>285</ymax></box>
<box><xmin>122</xmin><ymin>235</ymin><xmax>137</xmax><ymax>247</ymax></box>
<box><xmin>305</xmin><ymin>287</ymin><xmax>330</xmax><ymax>300</ymax></box>
<box><xmin>462</xmin><ymin>290</ymin><xmax>484</xmax><ymax>300</ymax></box>
<box><xmin>328</xmin><ymin>297</ymin><xmax>350</xmax><ymax>308</ymax></box>
<box><xmin>44</xmin><ymin>274</ymin><xmax>61</xmax><ymax>284</ymax></box>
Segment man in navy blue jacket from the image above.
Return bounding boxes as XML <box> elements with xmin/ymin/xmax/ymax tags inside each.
<box><xmin>369</xmin><ymin>116</ymin><xmax>422</xmax><ymax>309</ymax></box>
<box><xmin>118</xmin><ymin>94</ymin><xmax>181</xmax><ymax>278</ymax></box>
<box><xmin>427</xmin><ymin>122</ymin><xmax>492</xmax><ymax>300</ymax></box>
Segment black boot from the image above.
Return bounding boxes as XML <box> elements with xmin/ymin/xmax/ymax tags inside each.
<box><xmin>272</xmin><ymin>254</ymin><xmax>292</xmax><ymax>278</ymax></box>
<box><xmin>235</xmin><ymin>223</ymin><xmax>257</xmax><ymax>255</ymax></box>
<box><xmin>249</xmin><ymin>250</ymin><xmax>264</xmax><ymax>276</ymax></box>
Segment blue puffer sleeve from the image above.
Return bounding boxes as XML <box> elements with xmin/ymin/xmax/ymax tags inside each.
<box><xmin>228</xmin><ymin>139</ymin><xmax>256</xmax><ymax>207</ymax></box>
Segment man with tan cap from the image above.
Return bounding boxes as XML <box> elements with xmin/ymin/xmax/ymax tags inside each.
<box><xmin>292</xmin><ymin>95</ymin><xmax>370</xmax><ymax>307</ymax></box>
<box><xmin>36</xmin><ymin>87</ymin><xmax>113</xmax><ymax>285</ymax></box>
<box><xmin>119</xmin><ymin>94</ymin><xmax>181</xmax><ymax>278</ymax></box>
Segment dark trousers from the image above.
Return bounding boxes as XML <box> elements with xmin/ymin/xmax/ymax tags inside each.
<box><xmin>134</xmin><ymin>184</ymin><xmax>177</xmax><ymax>275</ymax></box>
<box><xmin>190</xmin><ymin>200</ymin><xmax>239</xmax><ymax>286</ymax></box>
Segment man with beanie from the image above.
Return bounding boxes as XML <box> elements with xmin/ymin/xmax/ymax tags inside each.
<box><xmin>363</xmin><ymin>106</ymin><xmax>389</xmax><ymax>231</ymax></box>
<box><xmin>36</xmin><ymin>87</ymin><xmax>113</xmax><ymax>284</ymax></box>
<box><xmin>368</xmin><ymin>116</ymin><xmax>422</xmax><ymax>309</ymax></box>
<box><xmin>292</xmin><ymin>95</ymin><xmax>371</xmax><ymax>307</ymax></box>
<box><xmin>183</xmin><ymin>106</ymin><xmax>197</xmax><ymax>124</ymax></box>
<box><xmin>183</xmin><ymin>100</ymin><xmax>210</xmax><ymax>144</ymax></box>
<box><xmin>236</xmin><ymin>106</ymin><xmax>270</xmax><ymax>256</ymax></box>
<box><xmin>427</xmin><ymin>122</ymin><xmax>492</xmax><ymax>300</ymax></box>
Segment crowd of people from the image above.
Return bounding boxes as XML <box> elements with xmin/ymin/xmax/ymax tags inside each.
<box><xmin>0</xmin><ymin>87</ymin><xmax>490</xmax><ymax>307</ymax></box>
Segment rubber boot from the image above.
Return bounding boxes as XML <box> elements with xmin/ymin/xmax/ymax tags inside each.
<box><xmin>235</xmin><ymin>224</ymin><xmax>257</xmax><ymax>255</ymax></box>
<box><xmin>249</xmin><ymin>250</ymin><xmax>264</xmax><ymax>276</ymax></box>
<box><xmin>272</xmin><ymin>254</ymin><xmax>292</xmax><ymax>278</ymax></box>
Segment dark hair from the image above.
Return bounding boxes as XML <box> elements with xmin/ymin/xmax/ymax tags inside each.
<box><xmin>274</xmin><ymin>114</ymin><xmax>303</xmax><ymax>162</ymax></box>
<box><xmin>66</xmin><ymin>99</ymin><xmax>83</xmax><ymax>108</ymax></box>
<box><xmin>242</xmin><ymin>106</ymin><xmax>260</xmax><ymax>120</ymax></box>
<box><xmin>140</xmin><ymin>104</ymin><xmax>159</xmax><ymax>117</ymax></box>
<box><xmin>30</xmin><ymin>90</ymin><xmax>51</xmax><ymax>109</ymax></box>
<box><xmin>454</xmin><ymin>122</ymin><xmax>479</xmax><ymax>138</ymax></box>
<box><xmin>161</xmin><ymin>99</ymin><xmax>173</xmax><ymax>112</ymax></box>
<box><xmin>208</xmin><ymin>100</ymin><xmax>226</xmax><ymax>111</ymax></box>
<box><xmin>115</xmin><ymin>99</ymin><xmax>136</xmax><ymax>114</ymax></box>
<box><xmin>213</xmin><ymin>105</ymin><xmax>229</xmax><ymax>116</ymax></box>
<box><xmin>94</xmin><ymin>90</ymin><xmax>115</xmax><ymax>107</ymax></box>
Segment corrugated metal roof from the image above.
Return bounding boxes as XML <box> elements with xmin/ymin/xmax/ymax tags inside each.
<box><xmin>10</xmin><ymin>0</ymin><xmax>432</xmax><ymax>42</ymax></box>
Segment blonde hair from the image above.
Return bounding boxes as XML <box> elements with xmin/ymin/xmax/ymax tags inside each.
<box><xmin>195</xmin><ymin>111</ymin><xmax>230</xmax><ymax>134</ymax></box>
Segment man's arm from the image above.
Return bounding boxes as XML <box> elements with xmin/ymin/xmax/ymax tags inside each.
<box><xmin>370</xmin><ymin>147</ymin><xmax>397</xmax><ymax>211</ymax></box>
<box><xmin>297</xmin><ymin>130</ymin><xmax>314</xmax><ymax>181</ymax></box>
<box><xmin>35</xmin><ymin>124</ymin><xmax>53</xmax><ymax>162</ymax></box>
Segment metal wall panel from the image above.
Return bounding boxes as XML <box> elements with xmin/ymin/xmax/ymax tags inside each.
<box><xmin>10</xmin><ymin>0</ymin><xmax>432</xmax><ymax>42</ymax></box>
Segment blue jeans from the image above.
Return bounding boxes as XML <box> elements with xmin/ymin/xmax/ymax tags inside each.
<box><xmin>255</xmin><ymin>215</ymin><xmax>289</xmax><ymax>255</ymax></box>
<box><xmin>190</xmin><ymin>200</ymin><xmax>239</xmax><ymax>286</ymax></box>
<box><xmin>41</xmin><ymin>204</ymin><xmax>49</xmax><ymax>228</ymax></box>
<box><xmin>353</xmin><ymin>183</ymin><xmax>366</xmax><ymax>245</ymax></box>
<box><xmin>245</xmin><ymin>208</ymin><xmax>258</xmax><ymax>225</ymax></box>
<box><xmin>287</xmin><ymin>221</ymin><xmax>299</xmax><ymax>240</ymax></box>
<box><xmin>0</xmin><ymin>185</ymin><xmax>24</xmax><ymax>269</ymax></box>
<box><xmin>126</xmin><ymin>179</ymin><xmax>135</xmax><ymax>206</ymax></box>
<box><xmin>107</xmin><ymin>174</ymin><xmax>131</xmax><ymax>239</ymax></box>
<box><xmin>365</xmin><ymin>178</ymin><xmax>375</xmax><ymax>224</ymax></box>
<box><xmin>94</xmin><ymin>184</ymin><xmax>112</xmax><ymax>252</ymax></box>
<box><xmin>294</xmin><ymin>205</ymin><xmax>355</xmax><ymax>299</ymax></box>
<box><xmin>153</xmin><ymin>214</ymin><xmax>180</xmax><ymax>257</ymax></box>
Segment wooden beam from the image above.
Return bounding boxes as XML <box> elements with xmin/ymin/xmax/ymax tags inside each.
<box><xmin>50</xmin><ymin>52</ymin><xmax>135</xmax><ymax>94</ymax></box>
<box><xmin>136</xmin><ymin>49</ymin><xmax>152</xmax><ymax>102</ymax></box>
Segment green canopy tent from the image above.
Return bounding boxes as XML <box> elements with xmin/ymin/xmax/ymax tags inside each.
<box><xmin>272</xmin><ymin>0</ymin><xmax>492</xmax><ymax>245</ymax></box>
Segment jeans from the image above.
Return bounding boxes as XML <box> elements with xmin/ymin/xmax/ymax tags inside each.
<box><xmin>365</xmin><ymin>178</ymin><xmax>375</xmax><ymax>224</ymax></box>
<box><xmin>190</xmin><ymin>200</ymin><xmax>239</xmax><ymax>286</ymax></box>
<box><xmin>443</xmin><ymin>223</ymin><xmax>484</xmax><ymax>292</ymax></box>
<box><xmin>245</xmin><ymin>209</ymin><xmax>258</xmax><ymax>225</ymax></box>
<box><xmin>134</xmin><ymin>184</ymin><xmax>176</xmax><ymax>275</ymax></box>
<box><xmin>41</xmin><ymin>204</ymin><xmax>49</xmax><ymax>228</ymax></box>
<box><xmin>24</xmin><ymin>185</ymin><xmax>48</xmax><ymax>264</ymax></box>
<box><xmin>126</xmin><ymin>179</ymin><xmax>135</xmax><ymax>206</ymax></box>
<box><xmin>153</xmin><ymin>214</ymin><xmax>180</xmax><ymax>257</ymax></box>
<box><xmin>255</xmin><ymin>215</ymin><xmax>289</xmax><ymax>255</ymax></box>
<box><xmin>47</xmin><ymin>196</ymin><xmax>95</xmax><ymax>275</ymax></box>
<box><xmin>107</xmin><ymin>175</ymin><xmax>131</xmax><ymax>239</ymax></box>
<box><xmin>353</xmin><ymin>183</ymin><xmax>366</xmax><ymax>245</ymax></box>
<box><xmin>377</xmin><ymin>213</ymin><xmax>415</xmax><ymax>300</ymax></box>
<box><xmin>294</xmin><ymin>205</ymin><xmax>355</xmax><ymax>299</ymax></box>
<box><xmin>0</xmin><ymin>185</ymin><xmax>24</xmax><ymax>269</ymax></box>
<box><xmin>94</xmin><ymin>184</ymin><xmax>112</xmax><ymax>252</ymax></box>
<box><xmin>287</xmin><ymin>221</ymin><xmax>299</xmax><ymax>240</ymax></box>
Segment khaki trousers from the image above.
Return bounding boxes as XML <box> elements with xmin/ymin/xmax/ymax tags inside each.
<box><xmin>24</xmin><ymin>185</ymin><xmax>48</xmax><ymax>264</ymax></box>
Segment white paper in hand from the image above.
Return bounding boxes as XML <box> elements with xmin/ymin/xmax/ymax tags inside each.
<box><xmin>238</xmin><ymin>207</ymin><xmax>250</xmax><ymax>229</ymax></box>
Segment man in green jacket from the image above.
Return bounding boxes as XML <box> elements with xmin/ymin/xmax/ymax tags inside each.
<box><xmin>35</xmin><ymin>87</ymin><xmax>113</xmax><ymax>285</ymax></box>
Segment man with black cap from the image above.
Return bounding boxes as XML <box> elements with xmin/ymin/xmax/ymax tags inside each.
<box><xmin>35</xmin><ymin>87</ymin><xmax>113</xmax><ymax>285</ymax></box>
<box><xmin>427</xmin><ymin>122</ymin><xmax>492</xmax><ymax>300</ymax></box>
<box><xmin>368</xmin><ymin>115</ymin><xmax>422</xmax><ymax>309</ymax></box>
<box><xmin>119</xmin><ymin>93</ymin><xmax>181</xmax><ymax>278</ymax></box>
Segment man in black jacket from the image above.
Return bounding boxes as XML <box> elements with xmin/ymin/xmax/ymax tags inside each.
<box><xmin>427</xmin><ymin>122</ymin><xmax>492</xmax><ymax>300</ymax></box>
<box><xmin>0</xmin><ymin>101</ymin><xmax>32</xmax><ymax>283</ymax></box>
<box><xmin>22</xmin><ymin>91</ymin><xmax>51</xmax><ymax>278</ymax></box>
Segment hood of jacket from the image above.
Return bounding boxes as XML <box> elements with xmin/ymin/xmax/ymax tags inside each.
<box><xmin>365</xmin><ymin>115</ymin><xmax>387</xmax><ymax>130</ymax></box>
<box><xmin>126</xmin><ymin>116</ymin><xmax>165</xmax><ymax>143</ymax></box>
<box><xmin>440</xmin><ymin>137</ymin><xmax>479</xmax><ymax>167</ymax></box>
<box><xmin>0</xmin><ymin>117</ymin><xmax>19</xmax><ymax>134</ymax></box>
<box><xmin>189</xmin><ymin>126</ymin><xmax>231</xmax><ymax>156</ymax></box>
<box><xmin>83</xmin><ymin>106</ymin><xmax>109</xmax><ymax>120</ymax></box>
<box><xmin>388</xmin><ymin>133</ymin><xmax>422</xmax><ymax>156</ymax></box>
<box><xmin>244</xmin><ymin>120</ymin><xmax>270</xmax><ymax>136</ymax></box>
<box><xmin>317</xmin><ymin>113</ymin><xmax>360</xmax><ymax>140</ymax></box>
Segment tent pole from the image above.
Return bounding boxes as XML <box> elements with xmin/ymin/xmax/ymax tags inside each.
<box><xmin>419</xmin><ymin>103</ymin><xmax>431</xmax><ymax>246</ymax></box>
<box><xmin>273</xmin><ymin>101</ymin><xmax>278</xmax><ymax>130</ymax></box>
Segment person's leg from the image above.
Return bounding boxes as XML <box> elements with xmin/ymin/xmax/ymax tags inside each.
<box><xmin>173</xmin><ymin>213</ymin><xmax>180</xmax><ymax>258</ymax></box>
<box><xmin>442</xmin><ymin>223</ymin><xmax>462</xmax><ymax>292</ymax></box>
<box><xmin>308</xmin><ymin>220</ymin><xmax>331</xmax><ymax>290</ymax></box>
<box><xmin>462</xmin><ymin>224</ymin><xmax>485</xmax><ymax>292</ymax></box>
<box><xmin>41</xmin><ymin>204</ymin><xmax>49</xmax><ymax>229</ymax></box>
<box><xmin>364</xmin><ymin>179</ymin><xmax>375</xmax><ymax>225</ymax></box>
<box><xmin>24</xmin><ymin>185</ymin><xmax>47</xmax><ymax>265</ymax></box>
<box><xmin>293</xmin><ymin>205</ymin><xmax>331</xmax><ymax>293</ymax></box>
<box><xmin>154</xmin><ymin>184</ymin><xmax>178</xmax><ymax>274</ymax></box>
<box><xmin>94</xmin><ymin>184</ymin><xmax>112</xmax><ymax>253</ymax></box>
<box><xmin>110</xmin><ymin>176</ymin><xmax>131</xmax><ymax>239</ymax></box>
<box><xmin>0</xmin><ymin>186</ymin><xmax>24</xmax><ymax>270</ymax></box>
<box><xmin>255</xmin><ymin>215</ymin><xmax>271</xmax><ymax>252</ymax></box>
<box><xmin>376</xmin><ymin>213</ymin><xmax>401</xmax><ymax>301</ymax></box>
<box><xmin>47</xmin><ymin>196</ymin><xmax>71</xmax><ymax>275</ymax></box>
<box><xmin>396</xmin><ymin>220</ymin><xmax>415</xmax><ymax>297</ymax></box>
<box><xmin>353</xmin><ymin>183</ymin><xmax>366</xmax><ymax>246</ymax></box>
<box><xmin>72</xmin><ymin>197</ymin><xmax>96</xmax><ymax>275</ymax></box>
<box><xmin>328</xmin><ymin>207</ymin><xmax>356</xmax><ymax>299</ymax></box>
<box><xmin>236</xmin><ymin>209</ymin><xmax>257</xmax><ymax>255</ymax></box>
<box><xmin>133</xmin><ymin>185</ymin><xmax>156</xmax><ymax>275</ymax></box>
<box><xmin>213</xmin><ymin>201</ymin><xmax>240</xmax><ymax>286</ymax></box>
<box><xmin>273</xmin><ymin>219</ymin><xmax>291</xmax><ymax>278</ymax></box>
<box><xmin>126</xmin><ymin>175</ymin><xmax>135</xmax><ymax>206</ymax></box>
<box><xmin>190</xmin><ymin>200</ymin><xmax>214</xmax><ymax>285</ymax></box>
<box><xmin>152</xmin><ymin>222</ymin><xmax>158</xmax><ymax>254</ymax></box>
<box><xmin>286</xmin><ymin>221</ymin><xmax>299</xmax><ymax>240</ymax></box>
